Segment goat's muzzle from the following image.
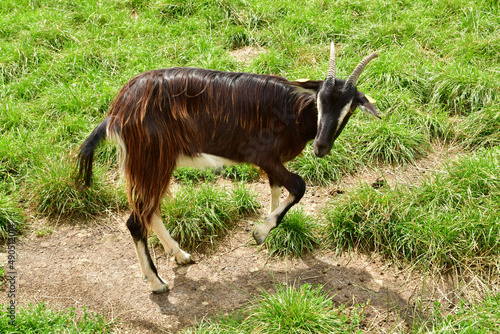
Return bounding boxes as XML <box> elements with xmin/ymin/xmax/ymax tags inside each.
<box><xmin>313</xmin><ymin>140</ymin><xmax>332</xmax><ymax>158</ymax></box>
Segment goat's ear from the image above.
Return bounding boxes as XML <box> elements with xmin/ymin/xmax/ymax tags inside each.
<box><xmin>288</xmin><ymin>80</ymin><xmax>322</xmax><ymax>95</ymax></box>
<box><xmin>356</xmin><ymin>91</ymin><xmax>381</xmax><ymax>119</ymax></box>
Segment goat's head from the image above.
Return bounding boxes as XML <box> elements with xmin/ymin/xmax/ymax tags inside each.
<box><xmin>313</xmin><ymin>42</ymin><xmax>380</xmax><ymax>157</ymax></box>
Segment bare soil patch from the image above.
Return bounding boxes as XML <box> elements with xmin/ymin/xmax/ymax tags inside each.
<box><xmin>229</xmin><ymin>46</ymin><xmax>266</xmax><ymax>65</ymax></box>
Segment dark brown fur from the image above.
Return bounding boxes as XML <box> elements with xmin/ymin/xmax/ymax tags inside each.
<box><xmin>103</xmin><ymin>68</ymin><xmax>320</xmax><ymax>231</ymax></box>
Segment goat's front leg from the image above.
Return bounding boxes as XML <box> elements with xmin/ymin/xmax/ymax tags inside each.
<box><xmin>150</xmin><ymin>214</ymin><xmax>193</xmax><ymax>265</ymax></box>
<box><xmin>254</xmin><ymin>163</ymin><xmax>306</xmax><ymax>244</ymax></box>
<box><xmin>268</xmin><ymin>177</ymin><xmax>283</xmax><ymax>214</ymax></box>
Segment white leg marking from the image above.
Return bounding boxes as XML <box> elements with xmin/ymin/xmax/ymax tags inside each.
<box><xmin>254</xmin><ymin>194</ymin><xmax>295</xmax><ymax>245</ymax></box>
<box><xmin>270</xmin><ymin>185</ymin><xmax>282</xmax><ymax>214</ymax></box>
<box><xmin>150</xmin><ymin>214</ymin><xmax>193</xmax><ymax>265</ymax></box>
<box><xmin>133</xmin><ymin>238</ymin><xmax>169</xmax><ymax>293</ymax></box>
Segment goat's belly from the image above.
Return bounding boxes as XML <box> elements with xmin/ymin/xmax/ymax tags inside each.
<box><xmin>175</xmin><ymin>153</ymin><xmax>238</xmax><ymax>169</ymax></box>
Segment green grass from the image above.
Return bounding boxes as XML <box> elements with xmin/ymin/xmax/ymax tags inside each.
<box><xmin>324</xmin><ymin>146</ymin><xmax>500</xmax><ymax>272</ymax></box>
<box><xmin>0</xmin><ymin>0</ymin><xmax>498</xmax><ymax>219</ymax></box>
<box><xmin>29</xmin><ymin>161</ymin><xmax>127</xmax><ymax>218</ymax></box>
<box><xmin>0</xmin><ymin>191</ymin><xmax>24</xmax><ymax>241</ymax></box>
<box><xmin>0</xmin><ymin>303</ymin><xmax>113</xmax><ymax>333</ymax></box>
<box><xmin>413</xmin><ymin>294</ymin><xmax>500</xmax><ymax>334</ymax></box>
<box><xmin>265</xmin><ymin>207</ymin><xmax>319</xmax><ymax>258</ymax></box>
<box><xmin>161</xmin><ymin>182</ymin><xmax>259</xmax><ymax>249</ymax></box>
<box><xmin>184</xmin><ymin>283</ymin><xmax>365</xmax><ymax>334</ymax></box>
<box><xmin>173</xmin><ymin>164</ymin><xmax>260</xmax><ymax>184</ymax></box>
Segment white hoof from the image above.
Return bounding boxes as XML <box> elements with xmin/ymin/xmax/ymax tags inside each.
<box><xmin>175</xmin><ymin>249</ymin><xmax>194</xmax><ymax>265</ymax></box>
<box><xmin>147</xmin><ymin>276</ymin><xmax>169</xmax><ymax>294</ymax></box>
<box><xmin>253</xmin><ymin>226</ymin><xmax>270</xmax><ymax>245</ymax></box>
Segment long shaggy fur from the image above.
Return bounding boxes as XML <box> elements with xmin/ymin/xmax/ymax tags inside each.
<box><xmin>79</xmin><ymin>67</ymin><xmax>319</xmax><ymax>233</ymax></box>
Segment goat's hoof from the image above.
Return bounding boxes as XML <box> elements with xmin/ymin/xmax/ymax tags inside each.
<box><xmin>175</xmin><ymin>250</ymin><xmax>194</xmax><ymax>265</ymax></box>
<box><xmin>151</xmin><ymin>283</ymin><xmax>169</xmax><ymax>294</ymax></box>
<box><xmin>150</xmin><ymin>277</ymin><xmax>169</xmax><ymax>294</ymax></box>
<box><xmin>253</xmin><ymin>229</ymin><xmax>268</xmax><ymax>245</ymax></box>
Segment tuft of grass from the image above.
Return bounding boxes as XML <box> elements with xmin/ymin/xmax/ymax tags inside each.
<box><xmin>244</xmin><ymin>284</ymin><xmax>364</xmax><ymax>334</ymax></box>
<box><xmin>174</xmin><ymin>164</ymin><xmax>260</xmax><ymax>184</ymax></box>
<box><xmin>0</xmin><ymin>191</ymin><xmax>24</xmax><ymax>241</ymax></box>
<box><xmin>324</xmin><ymin>146</ymin><xmax>500</xmax><ymax>272</ymax></box>
<box><xmin>173</xmin><ymin>167</ymin><xmax>217</xmax><ymax>184</ymax></box>
<box><xmin>359</xmin><ymin>115</ymin><xmax>430</xmax><ymax>165</ymax></box>
<box><xmin>0</xmin><ymin>303</ymin><xmax>113</xmax><ymax>333</ymax></box>
<box><xmin>413</xmin><ymin>294</ymin><xmax>500</xmax><ymax>334</ymax></box>
<box><xmin>184</xmin><ymin>283</ymin><xmax>365</xmax><ymax>334</ymax></box>
<box><xmin>162</xmin><ymin>182</ymin><xmax>259</xmax><ymax>250</ymax></box>
<box><xmin>219</xmin><ymin>164</ymin><xmax>260</xmax><ymax>182</ymax></box>
<box><xmin>29</xmin><ymin>162</ymin><xmax>127</xmax><ymax>218</ymax></box>
<box><xmin>265</xmin><ymin>207</ymin><xmax>319</xmax><ymax>258</ymax></box>
<box><xmin>289</xmin><ymin>140</ymin><xmax>360</xmax><ymax>186</ymax></box>
<box><xmin>456</xmin><ymin>106</ymin><xmax>500</xmax><ymax>150</ymax></box>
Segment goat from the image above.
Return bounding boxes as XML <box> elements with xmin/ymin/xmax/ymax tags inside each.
<box><xmin>76</xmin><ymin>42</ymin><xmax>379</xmax><ymax>293</ymax></box>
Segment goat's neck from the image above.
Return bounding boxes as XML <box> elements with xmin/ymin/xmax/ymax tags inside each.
<box><xmin>297</xmin><ymin>99</ymin><xmax>319</xmax><ymax>143</ymax></box>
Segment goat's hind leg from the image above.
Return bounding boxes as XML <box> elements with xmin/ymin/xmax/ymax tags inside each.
<box><xmin>150</xmin><ymin>214</ymin><xmax>193</xmax><ymax>265</ymax></box>
<box><xmin>127</xmin><ymin>212</ymin><xmax>169</xmax><ymax>293</ymax></box>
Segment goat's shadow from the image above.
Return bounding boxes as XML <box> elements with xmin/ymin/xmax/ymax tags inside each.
<box><xmin>147</xmin><ymin>250</ymin><xmax>423</xmax><ymax>330</ymax></box>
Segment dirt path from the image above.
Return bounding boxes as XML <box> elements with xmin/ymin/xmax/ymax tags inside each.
<box><xmin>7</xmin><ymin>215</ymin><xmax>424</xmax><ymax>333</ymax></box>
<box><xmin>1</xmin><ymin>147</ymin><xmax>471</xmax><ymax>333</ymax></box>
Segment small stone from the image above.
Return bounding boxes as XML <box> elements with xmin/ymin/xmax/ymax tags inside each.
<box><xmin>202</xmin><ymin>302</ymin><xmax>209</xmax><ymax>306</ymax></box>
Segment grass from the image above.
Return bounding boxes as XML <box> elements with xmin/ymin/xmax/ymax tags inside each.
<box><xmin>29</xmin><ymin>161</ymin><xmax>127</xmax><ymax>218</ymax></box>
<box><xmin>413</xmin><ymin>293</ymin><xmax>500</xmax><ymax>334</ymax></box>
<box><xmin>324</xmin><ymin>146</ymin><xmax>500</xmax><ymax>272</ymax></box>
<box><xmin>264</xmin><ymin>207</ymin><xmax>319</xmax><ymax>258</ymax></box>
<box><xmin>161</xmin><ymin>182</ymin><xmax>259</xmax><ymax>249</ymax></box>
<box><xmin>0</xmin><ymin>303</ymin><xmax>113</xmax><ymax>333</ymax></box>
<box><xmin>184</xmin><ymin>283</ymin><xmax>365</xmax><ymax>334</ymax></box>
<box><xmin>0</xmin><ymin>191</ymin><xmax>24</xmax><ymax>241</ymax></box>
<box><xmin>0</xmin><ymin>0</ymin><xmax>498</xmax><ymax>218</ymax></box>
<box><xmin>173</xmin><ymin>164</ymin><xmax>260</xmax><ymax>184</ymax></box>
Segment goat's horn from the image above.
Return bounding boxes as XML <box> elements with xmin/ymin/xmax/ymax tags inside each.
<box><xmin>326</xmin><ymin>42</ymin><xmax>336</xmax><ymax>82</ymax></box>
<box><xmin>345</xmin><ymin>52</ymin><xmax>378</xmax><ymax>87</ymax></box>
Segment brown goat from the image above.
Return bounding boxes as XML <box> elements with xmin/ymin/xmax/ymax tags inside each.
<box><xmin>76</xmin><ymin>43</ymin><xmax>380</xmax><ymax>293</ymax></box>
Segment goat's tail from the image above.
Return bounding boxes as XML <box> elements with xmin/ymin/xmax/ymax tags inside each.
<box><xmin>75</xmin><ymin>117</ymin><xmax>110</xmax><ymax>188</ymax></box>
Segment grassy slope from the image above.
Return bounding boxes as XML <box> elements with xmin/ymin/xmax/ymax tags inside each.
<box><xmin>1</xmin><ymin>0</ymin><xmax>500</xmax><ymax>332</ymax></box>
<box><xmin>1</xmin><ymin>0</ymin><xmax>499</xmax><ymax>220</ymax></box>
